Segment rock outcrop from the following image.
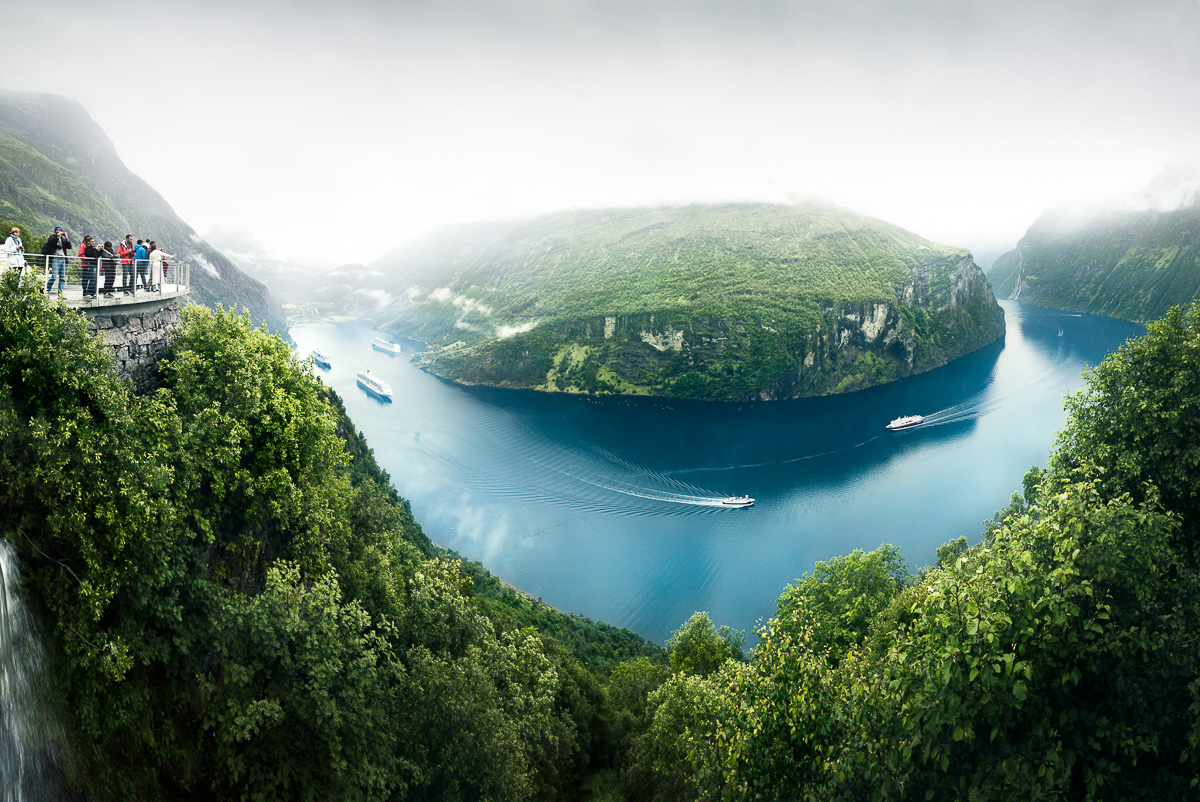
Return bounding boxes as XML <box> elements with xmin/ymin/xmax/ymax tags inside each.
<box><xmin>84</xmin><ymin>300</ymin><xmax>181</xmax><ymax>392</ymax></box>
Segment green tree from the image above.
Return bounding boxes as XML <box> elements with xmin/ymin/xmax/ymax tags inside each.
<box><xmin>202</xmin><ymin>561</ymin><xmax>407</xmax><ymax>802</ymax></box>
<box><xmin>1052</xmin><ymin>302</ymin><xmax>1200</xmax><ymax>559</ymax></box>
<box><xmin>622</xmin><ymin>672</ymin><xmax>726</xmax><ymax>802</ymax></box>
<box><xmin>872</xmin><ymin>481</ymin><xmax>1200</xmax><ymax>799</ymax></box>
<box><xmin>162</xmin><ymin>304</ymin><xmax>352</xmax><ymax>592</ymax></box>
<box><xmin>666</xmin><ymin>611</ymin><xmax>745</xmax><ymax>677</ymax></box>
<box><xmin>774</xmin><ymin>544</ymin><xmax>908</xmax><ymax>663</ymax></box>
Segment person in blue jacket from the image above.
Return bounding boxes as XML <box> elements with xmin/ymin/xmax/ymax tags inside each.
<box><xmin>135</xmin><ymin>239</ymin><xmax>149</xmax><ymax>290</ymax></box>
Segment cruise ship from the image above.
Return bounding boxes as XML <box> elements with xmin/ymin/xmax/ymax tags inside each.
<box><xmin>356</xmin><ymin>370</ymin><xmax>393</xmax><ymax>401</ymax></box>
<box><xmin>371</xmin><ymin>337</ymin><xmax>403</xmax><ymax>356</ymax></box>
<box><xmin>720</xmin><ymin>496</ymin><xmax>755</xmax><ymax>508</ymax></box>
<box><xmin>310</xmin><ymin>350</ymin><xmax>332</xmax><ymax>370</ymax></box>
<box><xmin>885</xmin><ymin>414</ymin><xmax>925</xmax><ymax>431</ymax></box>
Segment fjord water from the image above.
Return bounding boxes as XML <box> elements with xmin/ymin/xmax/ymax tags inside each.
<box><xmin>290</xmin><ymin>302</ymin><xmax>1143</xmax><ymax>644</ymax></box>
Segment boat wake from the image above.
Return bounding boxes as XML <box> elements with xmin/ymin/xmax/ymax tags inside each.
<box><xmin>913</xmin><ymin>364</ymin><xmax>1062</xmax><ymax>428</ymax></box>
<box><xmin>669</xmin><ymin>433</ymin><xmax>883</xmax><ymax>475</ymax></box>
<box><xmin>415</xmin><ymin>421</ymin><xmax>739</xmax><ymax>515</ymax></box>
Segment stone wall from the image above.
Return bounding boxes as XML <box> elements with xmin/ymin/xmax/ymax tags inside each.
<box><xmin>85</xmin><ymin>300</ymin><xmax>182</xmax><ymax>392</ymax></box>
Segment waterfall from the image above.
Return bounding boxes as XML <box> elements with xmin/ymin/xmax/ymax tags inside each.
<box><xmin>0</xmin><ymin>539</ymin><xmax>65</xmax><ymax>802</ymax></box>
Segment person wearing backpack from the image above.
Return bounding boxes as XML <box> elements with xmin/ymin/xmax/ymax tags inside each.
<box><xmin>135</xmin><ymin>238</ymin><xmax>149</xmax><ymax>290</ymax></box>
<box><xmin>99</xmin><ymin>240</ymin><xmax>118</xmax><ymax>298</ymax></box>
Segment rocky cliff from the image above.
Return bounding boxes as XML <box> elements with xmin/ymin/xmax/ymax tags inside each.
<box><xmin>416</xmin><ymin>248</ymin><xmax>1003</xmax><ymax>401</ymax></box>
<box><xmin>988</xmin><ymin>165</ymin><xmax>1200</xmax><ymax>324</ymax></box>
<box><xmin>332</xmin><ymin>202</ymin><xmax>1006</xmax><ymax>402</ymax></box>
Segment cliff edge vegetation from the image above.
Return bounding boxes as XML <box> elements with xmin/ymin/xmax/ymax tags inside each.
<box><xmin>0</xmin><ymin>274</ymin><xmax>662</xmax><ymax>801</ymax></box>
<box><xmin>321</xmin><ymin>202</ymin><xmax>1005</xmax><ymax>402</ymax></box>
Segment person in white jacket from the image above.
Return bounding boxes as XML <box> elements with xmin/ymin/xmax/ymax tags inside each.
<box><xmin>148</xmin><ymin>240</ymin><xmax>175</xmax><ymax>291</ymax></box>
<box><xmin>3</xmin><ymin>226</ymin><xmax>26</xmax><ymax>273</ymax></box>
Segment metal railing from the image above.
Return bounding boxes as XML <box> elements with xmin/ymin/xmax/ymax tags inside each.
<box><xmin>5</xmin><ymin>253</ymin><xmax>190</xmax><ymax>304</ymax></box>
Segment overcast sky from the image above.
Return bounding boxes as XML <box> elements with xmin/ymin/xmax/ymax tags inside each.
<box><xmin>8</xmin><ymin>0</ymin><xmax>1200</xmax><ymax>267</ymax></box>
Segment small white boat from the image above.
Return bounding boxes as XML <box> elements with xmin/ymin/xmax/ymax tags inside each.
<box><xmin>372</xmin><ymin>337</ymin><xmax>403</xmax><ymax>355</ymax></box>
<box><xmin>310</xmin><ymin>350</ymin><xmax>332</xmax><ymax>369</ymax></box>
<box><xmin>886</xmin><ymin>414</ymin><xmax>924</xmax><ymax>431</ymax></box>
<box><xmin>721</xmin><ymin>496</ymin><xmax>755</xmax><ymax>508</ymax></box>
<box><xmin>357</xmin><ymin>370</ymin><xmax>393</xmax><ymax>401</ymax></box>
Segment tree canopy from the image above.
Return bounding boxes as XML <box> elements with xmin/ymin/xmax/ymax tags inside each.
<box><xmin>628</xmin><ymin>302</ymin><xmax>1200</xmax><ymax>800</ymax></box>
<box><xmin>0</xmin><ymin>284</ymin><xmax>663</xmax><ymax>801</ymax></box>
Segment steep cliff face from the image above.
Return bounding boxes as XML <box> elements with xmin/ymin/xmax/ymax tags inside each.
<box><xmin>987</xmin><ymin>166</ymin><xmax>1200</xmax><ymax>324</ymax></box>
<box><xmin>416</xmin><ymin>249</ymin><xmax>1004</xmax><ymax>402</ymax></box>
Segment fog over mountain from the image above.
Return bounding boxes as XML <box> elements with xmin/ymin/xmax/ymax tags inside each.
<box><xmin>7</xmin><ymin>0</ymin><xmax>1200</xmax><ymax>278</ymax></box>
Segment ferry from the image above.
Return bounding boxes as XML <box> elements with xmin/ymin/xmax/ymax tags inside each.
<box><xmin>356</xmin><ymin>370</ymin><xmax>394</xmax><ymax>401</ymax></box>
<box><xmin>886</xmin><ymin>414</ymin><xmax>925</xmax><ymax>431</ymax></box>
<box><xmin>310</xmin><ymin>350</ymin><xmax>332</xmax><ymax>370</ymax></box>
<box><xmin>372</xmin><ymin>337</ymin><xmax>403</xmax><ymax>356</ymax></box>
<box><xmin>721</xmin><ymin>495</ymin><xmax>755</xmax><ymax>508</ymax></box>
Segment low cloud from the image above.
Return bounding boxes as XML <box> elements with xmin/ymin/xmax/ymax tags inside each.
<box><xmin>353</xmin><ymin>288</ymin><xmax>395</xmax><ymax>308</ymax></box>
<box><xmin>193</xmin><ymin>254</ymin><xmax>220</xmax><ymax>278</ymax></box>
<box><xmin>496</xmin><ymin>320</ymin><xmax>538</xmax><ymax>338</ymax></box>
<box><xmin>452</xmin><ymin>295</ymin><xmax>492</xmax><ymax>317</ymax></box>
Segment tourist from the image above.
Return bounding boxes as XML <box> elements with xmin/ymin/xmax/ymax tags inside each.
<box><xmin>3</xmin><ymin>226</ymin><xmax>25</xmax><ymax>274</ymax></box>
<box><xmin>135</xmin><ymin>238</ymin><xmax>149</xmax><ymax>290</ymax></box>
<box><xmin>81</xmin><ymin>235</ymin><xmax>100</xmax><ymax>297</ymax></box>
<box><xmin>148</xmin><ymin>241</ymin><xmax>175</xmax><ymax>292</ymax></box>
<box><xmin>100</xmin><ymin>241</ymin><xmax>118</xmax><ymax>298</ymax></box>
<box><xmin>118</xmin><ymin>234</ymin><xmax>136</xmax><ymax>295</ymax></box>
<box><xmin>41</xmin><ymin>226</ymin><xmax>71</xmax><ymax>295</ymax></box>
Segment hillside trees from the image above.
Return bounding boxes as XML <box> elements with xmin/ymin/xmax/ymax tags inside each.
<box><xmin>1051</xmin><ymin>302</ymin><xmax>1200</xmax><ymax>559</ymax></box>
<box><xmin>0</xmin><ymin>288</ymin><xmax>655</xmax><ymax>801</ymax></box>
<box><xmin>635</xmin><ymin>302</ymin><xmax>1200</xmax><ymax>799</ymax></box>
<box><xmin>387</xmin><ymin>203</ymin><xmax>1004</xmax><ymax>402</ymax></box>
<box><xmin>773</xmin><ymin>544</ymin><xmax>907</xmax><ymax>663</ymax></box>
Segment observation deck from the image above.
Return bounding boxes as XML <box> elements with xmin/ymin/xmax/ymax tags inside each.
<box><xmin>16</xmin><ymin>254</ymin><xmax>191</xmax><ymax>391</ymax></box>
<box><xmin>25</xmin><ymin>254</ymin><xmax>191</xmax><ymax>312</ymax></box>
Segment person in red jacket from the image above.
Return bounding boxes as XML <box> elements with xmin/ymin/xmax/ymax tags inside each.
<box><xmin>118</xmin><ymin>234</ymin><xmax>136</xmax><ymax>295</ymax></box>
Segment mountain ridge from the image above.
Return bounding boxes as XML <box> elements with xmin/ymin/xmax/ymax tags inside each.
<box><xmin>0</xmin><ymin>90</ymin><xmax>286</xmax><ymax>332</ymax></box>
<box><xmin>317</xmin><ymin>202</ymin><xmax>1006</xmax><ymax>401</ymax></box>
<box><xmin>988</xmin><ymin>165</ymin><xmax>1200</xmax><ymax>323</ymax></box>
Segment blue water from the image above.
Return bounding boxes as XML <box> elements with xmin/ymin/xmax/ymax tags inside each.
<box><xmin>290</xmin><ymin>302</ymin><xmax>1143</xmax><ymax>644</ymax></box>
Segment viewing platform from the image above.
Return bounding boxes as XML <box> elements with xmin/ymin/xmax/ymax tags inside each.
<box><xmin>24</xmin><ymin>254</ymin><xmax>192</xmax><ymax>312</ymax></box>
<box><xmin>14</xmin><ymin>255</ymin><xmax>192</xmax><ymax>391</ymax></box>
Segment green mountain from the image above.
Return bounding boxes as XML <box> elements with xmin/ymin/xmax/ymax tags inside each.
<box><xmin>0</xmin><ymin>90</ymin><xmax>285</xmax><ymax>332</ymax></box>
<box><xmin>332</xmin><ymin>202</ymin><xmax>1004</xmax><ymax>401</ymax></box>
<box><xmin>989</xmin><ymin>166</ymin><xmax>1200</xmax><ymax>323</ymax></box>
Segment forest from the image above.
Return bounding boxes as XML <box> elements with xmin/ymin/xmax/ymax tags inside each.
<box><xmin>1</xmin><ymin>270</ymin><xmax>1198</xmax><ymax>799</ymax></box>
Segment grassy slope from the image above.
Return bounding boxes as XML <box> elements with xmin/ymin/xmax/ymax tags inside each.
<box><xmin>362</xmin><ymin>202</ymin><xmax>1002</xmax><ymax>401</ymax></box>
<box><xmin>379</xmin><ymin>202</ymin><xmax>968</xmax><ymax>343</ymax></box>
<box><xmin>988</xmin><ymin>205</ymin><xmax>1200</xmax><ymax>323</ymax></box>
